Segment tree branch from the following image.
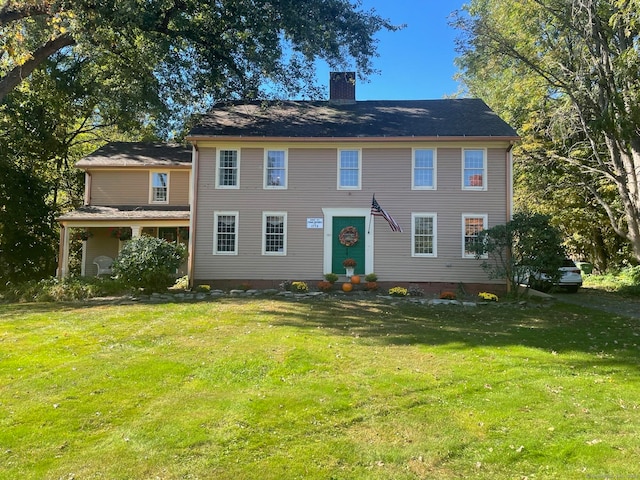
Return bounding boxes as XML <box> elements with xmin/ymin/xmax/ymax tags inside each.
<box><xmin>0</xmin><ymin>33</ymin><xmax>75</xmax><ymax>101</ymax></box>
<box><xmin>0</xmin><ymin>1</ymin><xmax>52</xmax><ymax>27</ymax></box>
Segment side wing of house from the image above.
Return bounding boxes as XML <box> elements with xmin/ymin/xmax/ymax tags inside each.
<box><xmin>189</xmin><ymin>140</ymin><xmax>514</xmax><ymax>288</ymax></box>
<box><xmin>57</xmin><ymin>142</ymin><xmax>193</xmax><ymax>277</ymax></box>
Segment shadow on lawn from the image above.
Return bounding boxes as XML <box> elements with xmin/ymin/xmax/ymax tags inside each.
<box><xmin>263</xmin><ymin>297</ymin><xmax>640</xmax><ymax>366</ymax></box>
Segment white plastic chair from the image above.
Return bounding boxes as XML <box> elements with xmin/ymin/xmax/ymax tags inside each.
<box><xmin>93</xmin><ymin>256</ymin><xmax>114</xmax><ymax>276</ymax></box>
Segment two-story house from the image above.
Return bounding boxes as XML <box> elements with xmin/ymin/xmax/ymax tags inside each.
<box><xmin>58</xmin><ymin>73</ymin><xmax>519</xmax><ymax>292</ymax></box>
<box><xmin>186</xmin><ymin>73</ymin><xmax>519</xmax><ymax>291</ymax></box>
<box><xmin>57</xmin><ymin>142</ymin><xmax>192</xmax><ymax>277</ymax></box>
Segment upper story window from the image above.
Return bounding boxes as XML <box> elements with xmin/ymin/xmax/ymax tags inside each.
<box><xmin>264</xmin><ymin>150</ymin><xmax>287</xmax><ymax>189</ymax></box>
<box><xmin>338</xmin><ymin>149</ymin><xmax>361</xmax><ymax>190</ymax></box>
<box><xmin>214</xmin><ymin>211</ymin><xmax>238</xmax><ymax>255</ymax></box>
<box><xmin>412</xmin><ymin>213</ymin><xmax>437</xmax><ymax>257</ymax></box>
<box><xmin>462</xmin><ymin>214</ymin><xmax>488</xmax><ymax>258</ymax></box>
<box><xmin>217</xmin><ymin>149</ymin><xmax>239</xmax><ymax>189</ymax></box>
<box><xmin>263</xmin><ymin>212</ymin><xmax>287</xmax><ymax>255</ymax></box>
<box><xmin>463</xmin><ymin>149</ymin><xmax>487</xmax><ymax>190</ymax></box>
<box><xmin>150</xmin><ymin>172</ymin><xmax>168</xmax><ymax>203</ymax></box>
<box><xmin>412</xmin><ymin>149</ymin><xmax>436</xmax><ymax>189</ymax></box>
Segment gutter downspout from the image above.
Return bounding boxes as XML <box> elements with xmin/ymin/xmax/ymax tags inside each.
<box><xmin>187</xmin><ymin>143</ymin><xmax>199</xmax><ymax>288</ymax></box>
<box><xmin>505</xmin><ymin>142</ymin><xmax>515</xmax><ymax>293</ymax></box>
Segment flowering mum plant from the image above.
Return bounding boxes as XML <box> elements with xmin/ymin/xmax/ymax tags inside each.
<box><xmin>317</xmin><ymin>281</ymin><xmax>333</xmax><ymax>292</ymax></box>
<box><xmin>291</xmin><ymin>281</ymin><xmax>309</xmax><ymax>293</ymax></box>
<box><xmin>478</xmin><ymin>292</ymin><xmax>499</xmax><ymax>302</ymax></box>
<box><xmin>342</xmin><ymin>258</ymin><xmax>356</xmax><ymax>268</ymax></box>
<box><xmin>439</xmin><ymin>291</ymin><xmax>456</xmax><ymax>300</ymax></box>
<box><xmin>388</xmin><ymin>286</ymin><xmax>408</xmax><ymax>297</ymax></box>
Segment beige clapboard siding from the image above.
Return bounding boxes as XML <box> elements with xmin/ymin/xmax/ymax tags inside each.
<box><xmin>90</xmin><ymin>169</ymin><xmax>190</xmax><ymax>206</ymax></box>
<box><xmin>193</xmin><ymin>145</ymin><xmax>510</xmax><ymax>283</ymax></box>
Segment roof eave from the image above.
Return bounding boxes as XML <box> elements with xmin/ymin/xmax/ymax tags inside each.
<box><xmin>187</xmin><ymin>135</ymin><xmax>520</xmax><ymax>143</ymax></box>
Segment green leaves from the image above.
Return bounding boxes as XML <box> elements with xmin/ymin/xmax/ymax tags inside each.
<box><xmin>455</xmin><ymin>0</ymin><xmax>640</xmax><ymax>264</ymax></box>
<box><xmin>112</xmin><ymin>236</ymin><xmax>186</xmax><ymax>292</ymax></box>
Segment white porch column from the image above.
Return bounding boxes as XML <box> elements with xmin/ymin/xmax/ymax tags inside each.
<box><xmin>61</xmin><ymin>226</ymin><xmax>71</xmax><ymax>277</ymax></box>
<box><xmin>131</xmin><ymin>225</ymin><xmax>142</xmax><ymax>238</ymax></box>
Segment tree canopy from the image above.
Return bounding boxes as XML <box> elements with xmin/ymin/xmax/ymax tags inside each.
<box><xmin>0</xmin><ymin>0</ymin><xmax>398</xmax><ymax>282</ymax></box>
<box><xmin>1</xmin><ymin>0</ymin><xmax>398</xmax><ymax>109</ymax></box>
<box><xmin>454</xmin><ymin>0</ymin><xmax>640</xmax><ymax>264</ymax></box>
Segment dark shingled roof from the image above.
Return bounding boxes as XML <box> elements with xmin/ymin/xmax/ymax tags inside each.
<box><xmin>76</xmin><ymin>142</ymin><xmax>192</xmax><ymax>168</ymax></box>
<box><xmin>189</xmin><ymin>99</ymin><xmax>519</xmax><ymax>139</ymax></box>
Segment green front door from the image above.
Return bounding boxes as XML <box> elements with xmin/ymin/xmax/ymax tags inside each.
<box><xmin>332</xmin><ymin>217</ymin><xmax>366</xmax><ymax>275</ymax></box>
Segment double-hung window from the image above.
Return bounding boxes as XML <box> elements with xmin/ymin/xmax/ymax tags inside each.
<box><xmin>150</xmin><ymin>172</ymin><xmax>168</xmax><ymax>203</ymax></box>
<box><xmin>338</xmin><ymin>149</ymin><xmax>361</xmax><ymax>189</ymax></box>
<box><xmin>263</xmin><ymin>212</ymin><xmax>287</xmax><ymax>255</ymax></box>
<box><xmin>214</xmin><ymin>211</ymin><xmax>238</xmax><ymax>254</ymax></box>
<box><xmin>412</xmin><ymin>149</ymin><xmax>436</xmax><ymax>189</ymax></box>
<box><xmin>462</xmin><ymin>214</ymin><xmax>487</xmax><ymax>258</ymax></box>
<box><xmin>412</xmin><ymin>213</ymin><xmax>437</xmax><ymax>257</ymax></box>
<box><xmin>217</xmin><ymin>149</ymin><xmax>239</xmax><ymax>188</ymax></box>
<box><xmin>463</xmin><ymin>149</ymin><xmax>487</xmax><ymax>190</ymax></box>
<box><xmin>264</xmin><ymin>150</ymin><xmax>287</xmax><ymax>189</ymax></box>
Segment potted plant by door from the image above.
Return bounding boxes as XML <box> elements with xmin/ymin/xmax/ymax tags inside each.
<box><xmin>342</xmin><ymin>258</ymin><xmax>356</xmax><ymax>278</ymax></box>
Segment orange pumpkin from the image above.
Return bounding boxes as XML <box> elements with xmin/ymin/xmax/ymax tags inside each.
<box><xmin>350</xmin><ymin>275</ymin><xmax>361</xmax><ymax>284</ymax></box>
<box><xmin>342</xmin><ymin>282</ymin><xmax>353</xmax><ymax>292</ymax></box>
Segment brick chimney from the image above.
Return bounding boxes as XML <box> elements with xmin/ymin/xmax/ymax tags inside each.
<box><xmin>329</xmin><ymin>72</ymin><xmax>356</xmax><ymax>103</ymax></box>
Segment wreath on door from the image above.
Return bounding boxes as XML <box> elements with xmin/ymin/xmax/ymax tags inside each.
<box><xmin>338</xmin><ymin>226</ymin><xmax>359</xmax><ymax>247</ymax></box>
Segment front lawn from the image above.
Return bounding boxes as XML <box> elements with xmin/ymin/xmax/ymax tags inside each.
<box><xmin>1</xmin><ymin>298</ymin><xmax>638</xmax><ymax>479</ymax></box>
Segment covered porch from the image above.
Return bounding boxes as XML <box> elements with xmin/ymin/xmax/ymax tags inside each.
<box><xmin>57</xmin><ymin>206</ymin><xmax>190</xmax><ymax>278</ymax></box>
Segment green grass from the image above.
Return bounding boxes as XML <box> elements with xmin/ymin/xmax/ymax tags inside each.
<box><xmin>583</xmin><ymin>266</ymin><xmax>640</xmax><ymax>297</ymax></box>
<box><xmin>1</xmin><ymin>297</ymin><xmax>639</xmax><ymax>479</ymax></box>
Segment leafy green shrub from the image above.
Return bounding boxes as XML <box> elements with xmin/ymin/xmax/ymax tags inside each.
<box><xmin>623</xmin><ymin>265</ymin><xmax>640</xmax><ymax>284</ymax></box>
<box><xmin>364</xmin><ymin>273</ymin><xmax>378</xmax><ymax>282</ymax></box>
<box><xmin>112</xmin><ymin>236</ymin><xmax>186</xmax><ymax>292</ymax></box>
<box><xmin>1</xmin><ymin>276</ymin><xmax>129</xmax><ymax>303</ymax></box>
<box><xmin>324</xmin><ymin>273</ymin><xmax>339</xmax><ymax>283</ymax></box>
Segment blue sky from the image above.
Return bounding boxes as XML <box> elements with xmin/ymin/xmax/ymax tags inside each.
<box><xmin>317</xmin><ymin>0</ymin><xmax>466</xmax><ymax>100</ymax></box>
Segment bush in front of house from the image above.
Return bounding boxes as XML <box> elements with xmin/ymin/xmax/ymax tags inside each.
<box><xmin>0</xmin><ymin>276</ymin><xmax>129</xmax><ymax>303</ymax></box>
<box><xmin>112</xmin><ymin>236</ymin><xmax>186</xmax><ymax>292</ymax></box>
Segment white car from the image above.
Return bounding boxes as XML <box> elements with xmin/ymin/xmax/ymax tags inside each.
<box><xmin>527</xmin><ymin>258</ymin><xmax>583</xmax><ymax>293</ymax></box>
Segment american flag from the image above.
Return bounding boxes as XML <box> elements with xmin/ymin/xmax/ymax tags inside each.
<box><xmin>371</xmin><ymin>195</ymin><xmax>403</xmax><ymax>232</ymax></box>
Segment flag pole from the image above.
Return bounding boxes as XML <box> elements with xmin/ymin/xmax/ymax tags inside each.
<box><xmin>367</xmin><ymin>193</ymin><xmax>375</xmax><ymax>234</ymax></box>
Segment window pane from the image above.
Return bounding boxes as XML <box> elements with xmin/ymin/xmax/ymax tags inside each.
<box><xmin>464</xmin><ymin>217</ymin><xmax>484</xmax><ymax>255</ymax></box>
<box><xmin>266</xmin><ymin>150</ymin><xmax>285</xmax><ymax>186</ymax></box>
<box><xmin>265</xmin><ymin>215</ymin><xmax>285</xmax><ymax>253</ymax></box>
<box><xmin>219</xmin><ymin>150</ymin><xmax>238</xmax><ymax>186</ymax></box>
<box><xmin>414</xmin><ymin>149</ymin><xmax>434</xmax><ymax>188</ymax></box>
<box><xmin>414</xmin><ymin>216</ymin><xmax>434</xmax><ymax>255</ymax></box>
<box><xmin>464</xmin><ymin>150</ymin><xmax>484</xmax><ymax>188</ymax></box>
<box><xmin>339</xmin><ymin>150</ymin><xmax>359</xmax><ymax>188</ymax></box>
<box><xmin>217</xmin><ymin>215</ymin><xmax>236</xmax><ymax>252</ymax></box>
<box><xmin>152</xmin><ymin>173</ymin><xmax>167</xmax><ymax>202</ymax></box>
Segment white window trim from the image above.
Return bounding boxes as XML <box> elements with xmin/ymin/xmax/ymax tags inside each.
<box><xmin>262</xmin><ymin>211</ymin><xmax>287</xmax><ymax>256</ymax></box>
<box><xmin>216</xmin><ymin>148</ymin><xmax>240</xmax><ymax>189</ymax></box>
<box><xmin>462</xmin><ymin>148</ymin><xmax>487</xmax><ymax>191</ymax></box>
<box><xmin>412</xmin><ymin>148</ymin><xmax>437</xmax><ymax>190</ymax></box>
<box><xmin>337</xmin><ymin>148</ymin><xmax>362</xmax><ymax>190</ymax></box>
<box><xmin>149</xmin><ymin>171</ymin><xmax>169</xmax><ymax>204</ymax></box>
<box><xmin>462</xmin><ymin>214</ymin><xmax>488</xmax><ymax>258</ymax></box>
<box><xmin>263</xmin><ymin>149</ymin><xmax>288</xmax><ymax>189</ymax></box>
<box><xmin>213</xmin><ymin>211</ymin><xmax>239</xmax><ymax>255</ymax></box>
<box><xmin>411</xmin><ymin>213</ymin><xmax>437</xmax><ymax>257</ymax></box>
